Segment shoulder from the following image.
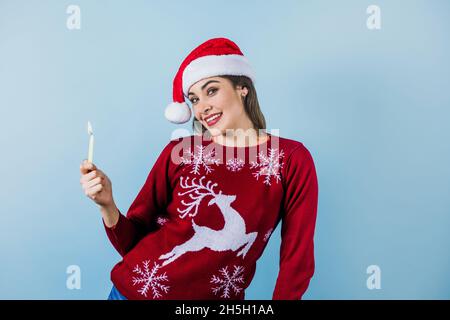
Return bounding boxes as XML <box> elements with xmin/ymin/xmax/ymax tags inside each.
<box><xmin>158</xmin><ymin>134</ymin><xmax>199</xmax><ymax>164</ymax></box>
<box><xmin>162</xmin><ymin>134</ymin><xmax>196</xmax><ymax>151</ymax></box>
<box><xmin>274</xmin><ymin>135</ymin><xmax>314</xmax><ymax>163</ymax></box>
<box><xmin>275</xmin><ymin>136</ymin><xmax>317</xmax><ymax>187</ymax></box>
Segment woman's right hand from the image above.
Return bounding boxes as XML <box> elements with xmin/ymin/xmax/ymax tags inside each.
<box><xmin>79</xmin><ymin>159</ymin><xmax>114</xmax><ymax>208</ymax></box>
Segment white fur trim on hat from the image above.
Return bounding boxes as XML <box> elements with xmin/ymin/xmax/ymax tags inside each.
<box><xmin>182</xmin><ymin>54</ymin><xmax>255</xmax><ymax>96</ymax></box>
<box><xmin>164</xmin><ymin>102</ymin><xmax>191</xmax><ymax>124</ymax></box>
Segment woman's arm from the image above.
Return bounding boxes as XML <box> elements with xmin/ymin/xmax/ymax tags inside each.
<box><xmin>272</xmin><ymin>144</ymin><xmax>319</xmax><ymax>300</ymax></box>
<box><xmin>103</xmin><ymin>140</ymin><xmax>176</xmax><ymax>257</ymax></box>
<box><xmin>101</xmin><ymin>203</ymin><xmax>119</xmax><ymax>228</ymax></box>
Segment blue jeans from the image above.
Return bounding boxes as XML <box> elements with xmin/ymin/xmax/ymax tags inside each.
<box><xmin>107</xmin><ymin>285</ymin><xmax>127</xmax><ymax>300</ymax></box>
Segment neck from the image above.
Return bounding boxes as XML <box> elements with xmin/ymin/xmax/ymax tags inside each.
<box><xmin>212</xmin><ymin>126</ymin><xmax>268</xmax><ymax>147</ymax></box>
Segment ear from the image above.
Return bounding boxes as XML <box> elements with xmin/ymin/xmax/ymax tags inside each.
<box><xmin>239</xmin><ymin>86</ymin><xmax>248</xmax><ymax>97</ymax></box>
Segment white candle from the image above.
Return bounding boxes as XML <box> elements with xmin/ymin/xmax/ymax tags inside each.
<box><xmin>87</xmin><ymin>121</ymin><xmax>94</xmax><ymax>163</ymax></box>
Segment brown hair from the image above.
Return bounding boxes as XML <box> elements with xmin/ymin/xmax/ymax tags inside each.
<box><xmin>191</xmin><ymin>75</ymin><xmax>266</xmax><ymax>136</ymax></box>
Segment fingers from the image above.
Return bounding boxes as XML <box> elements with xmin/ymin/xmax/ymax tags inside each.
<box><xmin>85</xmin><ymin>176</ymin><xmax>103</xmax><ymax>189</ymax></box>
<box><xmin>81</xmin><ymin>170</ymin><xmax>104</xmax><ymax>185</ymax></box>
<box><xmin>80</xmin><ymin>170</ymin><xmax>95</xmax><ymax>184</ymax></box>
<box><xmin>80</xmin><ymin>159</ymin><xmax>97</xmax><ymax>174</ymax></box>
<box><xmin>85</xmin><ymin>183</ymin><xmax>103</xmax><ymax>199</ymax></box>
<box><xmin>79</xmin><ymin>159</ymin><xmax>107</xmax><ymax>201</ymax></box>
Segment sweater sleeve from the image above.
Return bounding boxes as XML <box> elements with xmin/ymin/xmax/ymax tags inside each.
<box><xmin>102</xmin><ymin>141</ymin><xmax>175</xmax><ymax>257</ymax></box>
<box><xmin>272</xmin><ymin>144</ymin><xmax>319</xmax><ymax>300</ymax></box>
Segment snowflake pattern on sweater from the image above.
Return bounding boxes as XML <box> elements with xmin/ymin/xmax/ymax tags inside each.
<box><xmin>180</xmin><ymin>145</ymin><xmax>221</xmax><ymax>175</ymax></box>
<box><xmin>104</xmin><ymin>134</ymin><xmax>318</xmax><ymax>300</ymax></box>
<box><xmin>250</xmin><ymin>148</ymin><xmax>285</xmax><ymax>186</ymax></box>
<box><xmin>263</xmin><ymin>228</ymin><xmax>274</xmax><ymax>242</ymax></box>
<box><xmin>156</xmin><ymin>216</ymin><xmax>169</xmax><ymax>226</ymax></box>
<box><xmin>131</xmin><ymin>260</ymin><xmax>170</xmax><ymax>298</ymax></box>
<box><xmin>226</xmin><ymin>158</ymin><xmax>245</xmax><ymax>172</ymax></box>
<box><xmin>210</xmin><ymin>265</ymin><xmax>245</xmax><ymax>298</ymax></box>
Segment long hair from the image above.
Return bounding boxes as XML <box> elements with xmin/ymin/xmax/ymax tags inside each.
<box><xmin>191</xmin><ymin>75</ymin><xmax>266</xmax><ymax>136</ymax></box>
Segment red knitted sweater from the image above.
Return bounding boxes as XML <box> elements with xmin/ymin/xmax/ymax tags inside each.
<box><xmin>103</xmin><ymin>133</ymin><xmax>318</xmax><ymax>300</ymax></box>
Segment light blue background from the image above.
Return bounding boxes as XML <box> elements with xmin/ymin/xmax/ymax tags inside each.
<box><xmin>0</xmin><ymin>0</ymin><xmax>449</xmax><ymax>299</ymax></box>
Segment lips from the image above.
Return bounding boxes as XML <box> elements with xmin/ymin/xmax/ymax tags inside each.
<box><xmin>204</xmin><ymin>112</ymin><xmax>223</xmax><ymax>126</ymax></box>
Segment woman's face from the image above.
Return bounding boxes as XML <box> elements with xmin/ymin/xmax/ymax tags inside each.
<box><xmin>188</xmin><ymin>76</ymin><xmax>249</xmax><ymax>137</ymax></box>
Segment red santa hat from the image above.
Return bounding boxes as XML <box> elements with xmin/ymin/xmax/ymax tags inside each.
<box><xmin>164</xmin><ymin>37</ymin><xmax>256</xmax><ymax>124</ymax></box>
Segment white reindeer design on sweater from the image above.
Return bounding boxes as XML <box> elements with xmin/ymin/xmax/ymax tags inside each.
<box><xmin>159</xmin><ymin>176</ymin><xmax>258</xmax><ymax>267</ymax></box>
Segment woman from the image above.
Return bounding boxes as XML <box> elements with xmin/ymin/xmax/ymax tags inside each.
<box><xmin>79</xmin><ymin>37</ymin><xmax>318</xmax><ymax>300</ymax></box>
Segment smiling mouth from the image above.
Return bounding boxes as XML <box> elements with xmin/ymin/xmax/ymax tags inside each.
<box><xmin>204</xmin><ymin>112</ymin><xmax>223</xmax><ymax>126</ymax></box>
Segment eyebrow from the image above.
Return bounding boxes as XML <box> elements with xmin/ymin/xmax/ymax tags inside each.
<box><xmin>188</xmin><ymin>80</ymin><xmax>220</xmax><ymax>97</ymax></box>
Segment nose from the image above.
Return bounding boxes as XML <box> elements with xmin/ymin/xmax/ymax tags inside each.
<box><xmin>199</xmin><ymin>104</ymin><xmax>212</xmax><ymax>119</ymax></box>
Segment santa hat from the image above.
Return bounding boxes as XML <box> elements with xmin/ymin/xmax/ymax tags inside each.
<box><xmin>164</xmin><ymin>37</ymin><xmax>256</xmax><ymax>124</ymax></box>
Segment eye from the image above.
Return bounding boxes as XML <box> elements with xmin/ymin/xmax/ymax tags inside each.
<box><xmin>207</xmin><ymin>88</ymin><xmax>217</xmax><ymax>95</ymax></box>
<box><xmin>190</xmin><ymin>97</ymin><xmax>198</xmax><ymax>104</ymax></box>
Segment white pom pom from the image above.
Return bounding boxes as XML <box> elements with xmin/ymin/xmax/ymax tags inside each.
<box><xmin>164</xmin><ymin>102</ymin><xmax>191</xmax><ymax>124</ymax></box>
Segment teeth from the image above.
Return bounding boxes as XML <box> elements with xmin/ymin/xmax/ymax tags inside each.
<box><xmin>206</xmin><ymin>113</ymin><xmax>221</xmax><ymax>123</ymax></box>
